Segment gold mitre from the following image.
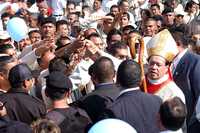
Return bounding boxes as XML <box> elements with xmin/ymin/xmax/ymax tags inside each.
<box><xmin>146</xmin><ymin>29</ymin><xmax>179</xmax><ymax>62</ymax></box>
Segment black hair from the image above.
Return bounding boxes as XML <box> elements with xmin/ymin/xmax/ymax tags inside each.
<box><xmin>151</xmin><ymin>4</ymin><xmax>160</xmax><ymax>10</ymax></box>
<box><xmin>122</xmin><ymin>25</ymin><xmax>135</xmax><ymax>33</ymax></box>
<box><xmin>0</xmin><ymin>55</ymin><xmax>15</xmax><ymax>75</ymax></box>
<box><xmin>171</xmin><ymin>30</ymin><xmax>188</xmax><ymax>48</ymax></box>
<box><xmin>110</xmin><ymin>5</ymin><xmax>120</xmax><ymax>11</ymax></box>
<box><xmin>152</xmin><ymin>15</ymin><xmax>163</xmax><ymax>22</ymax></box>
<box><xmin>46</xmin><ymin>86</ymin><xmax>67</xmax><ymax>101</ymax></box>
<box><xmin>0</xmin><ymin>44</ymin><xmax>14</xmax><ymax>54</ymax></box>
<box><xmin>56</xmin><ymin>20</ymin><xmax>68</xmax><ymax>30</ymax></box>
<box><xmin>119</xmin><ymin>0</ymin><xmax>128</xmax><ymax>6</ymax></box>
<box><xmin>121</xmin><ymin>12</ymin><xmax>130</xmax><ymax>20</ymax></box>
<box><xmin>89</xmin><ymin>56</ymin><xmax>115</xmax><ymax>83</ymax></box>
<box><xmin>145</xmin><ymin>17</ymin><xmax>157</xmax><ymax>23</ymax></box>
<box><xmin>106</xmin><ymin>28</ymin><xmax>122</xmax><ymax>45</ymax></box>
<box><xmin>109</xmin><ymin>41</ymin><xmax>128</xmax><ymax>56</ymax></box>
<box><xmin>86</xmin><ymin>32</ymin><xmax>100</xmax><ymax>40</ymax></box>
<box><xmin>67</xmin><ymin>1</ymin><xmax>76</xmax><ymax>7</ymax></box>
<box><xmin>28</xmin><ymin>30</ymin><xmax>41</xmax><ymax>37</ymax></box>
<box><xmin>1</xmin><ymin>12</ymin><xmax>11</xmax><ymax>19</ymax></box>
<box><xmin>128</xmin><ymin>29</ymin><xmax>141</xmax><ymax>35</ymax></box>
<box><xmin>117</xmin><ymin>59</ymin><xmax>141</xmax><ymax>88</ymax></box>
<box><xmin>141</xmin><ymin>9</ymin><xmax>152</xmax><ymax>18</ymax></box>
<box><xmin>48</xmin><ymin>57</ymin><xmax>67</xmax><ymax>73</ymax></box>
<box><xmin>159</xmin><ymin>97</ymin><xmax>187</xmax><ymax>131</ymax></box>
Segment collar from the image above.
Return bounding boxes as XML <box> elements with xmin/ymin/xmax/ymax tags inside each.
<box><xmin>147</xmin><ymin>74</ymin><xmax>169</xmax><ymax>85</ymax></box>
<box><xmin>8</xmin><ymin>87</ymin><xmax>28</xmax><ymax>94</ymax></box>
<box><xmin>0</xmin><ymin>89</ymin><xmax>6</xmax><ymax>93</ymax></box>
<box><xmin>172</xmin><ymin>49</ymin><xmax>188</xmax><ymax>69</ymax></box>
<box><xmin>95</xmin><ymin>82</ymin><xmax>114</xmax><ymax>88</ymax></box>
<box><xmin>118</xmin><ymin>87</ymin><xmax>140</xmax><ymax>97</ymax></box>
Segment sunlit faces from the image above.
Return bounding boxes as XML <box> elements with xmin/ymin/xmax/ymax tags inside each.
<box><xmin>110</xmin><ymin>6</ymin><xmax>120</xmax><ymax>16</ymax></box>
<box><xmin>114</xmin><ymin>48</ymin><xmax>129</xmax><ymax>60</ymax></box>
<box><xmin>18</xmin><ymin>37</ymin><xmax>31</xmax><ymax>51</ymax></box>
<box><xmin>57</xmin><ymin>24</ymin><xmax>70</xmax><ymax>37</ymax></box>
<box><xmin>163</xmin><ymin>12</ymin><xmax>175</xmax><ymax>26</ymax></box>
<box><xmin>37</xmin><ymin>4</ymin><xmax>49</xmax><ymax>16</ymax></box>
<box><xmin>67</xmin><ymin>3</ymin><xmax>76</xmax><ymax>13</ymax></box>
<box><xmin>110</xmin><ymin>34</ymin><xmax>122</xmax><ymax>44</ymax></box>
<box><xmin>147</xmin><ymin>55</ymin><xmax>169</xmax><ymax>80</ymax></box>
<box><xmin>90</xmin><ymin>36</ymin><xmax>106</xmax><ymax>50</ymax></box>
<box><xmin>120</xmin><ymin>13</ymin><xmax>130</xmax><ymax>28</ymax></box>
<box><xmin>41</xmin><ymin>23</ymin><xmax>56</xmax><ymax>38</ymax></box>
<box><xmin>144</xmin><ymin>20</ymin><xmax>158</xmax><ymax>37</ymax></box>
<box><xmin>151</xmin><ymin>6</ymin><xmax>161</xmax><ymax>16</ymax></box>
<box><xmin>120</xmin><ymin>1</ymin><xmax>129</xmax><ymax>13</ymax></box>
<box><xmin>29</xmin><ymin>31</ymin><xmax>42</xmax><ymax>44</ymax></box>
<box><xmin>93</xmin><ymin>0</ymin><xmax>102</xmax><ymax>11</ymax></box>
<box><xmin>67</xmin><ymin>13</ymin><xmax>78</xmax><ymax>25</ymax></box>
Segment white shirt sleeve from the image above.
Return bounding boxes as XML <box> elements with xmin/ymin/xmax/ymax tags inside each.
<box><xmin>19</xmin><ymin>45</ymin><xmax>33</xmax><ymax>58</ymax></box>
<box><xmin>20</xmin><ymin>49</ymin><xmax>38</xmax><ymax>67</ymax></box>
<box><xmin>60</xmin><ymin>0</ymin><xmax>66</xmax><ymax>8</ymax></box>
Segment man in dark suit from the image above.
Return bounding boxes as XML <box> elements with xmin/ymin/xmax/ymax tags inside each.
<box><xmin>106</xmin><ymin>60</ymin><xmax>162</xmax><ymax>133</ymax></box>
<box><xmin>171</xmin><ymin>31</ymin><xmax>200</xmax><ymax>133</ymax></box>
<box><xmin>75</xmin><ymin>56</ymin><xmax>120</xmax><ymax>123</ymax></box>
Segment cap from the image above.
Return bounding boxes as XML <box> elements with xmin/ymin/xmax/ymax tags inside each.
<box><xmin>147</xmin><ymin>29</ymin><xmax>179</xmax><ymax>62</ymax></box>
<box><xmin>0</xmin><ymin>54</ymin><xmax>14</xmax><ymax>63</ymax></box>
<box><xmin>40</xmin><ymin>17</ymin><xmax>56</xmax><ymax>26</ymax></box>
<box><xmin>192</xmin><ymin>0</ymin><xmax>199</xmax><ymax>4</ymax></box>
<box><xmin>8</xmin><ymin>63</ymin><xmax>33</xmax><ymax>84</ymax></box>
<box><xmin>37</xmin><ymin>0</ymin><xmax>49</xmax><ymax>8</ymax></box>
<box><xmin>162</xmin><ymin>7</ymin><xmax>174</xmax><ymax>15</ymax></box>
<box><xmin>46</xmin><ymin>71</ymin><xmax>72</xmax><ymax>94</ymax></box>
<box><xmin>175</xmin><ymin>10</ymin><xmax>185</xmax><ymax>16</ymax></box>
<box><xmin>0</xmin><ymin>31</ymin><xmax>11</xmax><ymax>40</ymax></box>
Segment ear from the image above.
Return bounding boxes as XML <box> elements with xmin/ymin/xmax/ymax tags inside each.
<box><xmin>66</xmin><ymin>91</ymin><xmax>71</xmax><ymax>97</ymax></box>
<box><xmin>157</xmin><ymin>113</ymin><xmax>165</xmax><ymax>130</ymax></box>
<box><xmin>176</xmin><ymin>40</ymin><xmax>181</xmax><ymax>47</ymax></box>
<box><xmin>23</xmin><ymin>80</ymin><xmax>29</xmax><ymax>88</ymax></box>
<box><xmin>164</xmin><ymin>65</ymin><xmax>169</xmax><ymax>74</ymax></box>
<box><xmin>0</xmin><ymin>72</ymin><xmax>5</xmax><ymax>79</ymax></box>
<box><xmin>45</xmin><ymin>90</ymin><xmax>49</xmax><ymax>97</ymax></box>
<box><xmin>90</xmin><ymin>74</ymin><xmax>98</xmax><ymax>85</ymax></box>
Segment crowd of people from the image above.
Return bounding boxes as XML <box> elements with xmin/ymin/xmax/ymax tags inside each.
<box><xmin>0</xmin><ymin>0</ymin><xmax>200</xmax><ymax>132</ymax></box>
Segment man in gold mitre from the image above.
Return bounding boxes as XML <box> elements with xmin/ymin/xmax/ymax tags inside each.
<box><xmin>146</xmin><ymin>29</ymin><xmax>185</xmax><ymax>103</ymax></box>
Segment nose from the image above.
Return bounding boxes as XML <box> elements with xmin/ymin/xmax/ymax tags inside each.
<box><xmin>151</xmin><ymin>63</ymin><xmax>158</xmax><ymax>69</ymax></box>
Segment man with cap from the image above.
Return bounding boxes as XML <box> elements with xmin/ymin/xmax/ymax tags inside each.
<box><xmin>0</xmin><ymin>31</ymin><xmax>12</xmax><ymax>45</ymax></box>
<box><xmin>46</xmin><ymin>71</ymin><xmax>91</xmax><ymax>133</ymax></box>
<box><xmin>162</xmin><ymin>7</ymin><xmax>176</xmax><ymax>31</ymax></box>
<box><xmin>146</xmin><ymin>29</ymin><xmax>185</xmax><ymax>103</ymax></box>
<box><xmin>40</xmin><ymin>17</ymin><xmax>56</xmax><ymax>40</ymax></box>
<box><xmin>0</xmin><ymin>63</ymin><xmax>46</xmax><ymax>125</ymax></box>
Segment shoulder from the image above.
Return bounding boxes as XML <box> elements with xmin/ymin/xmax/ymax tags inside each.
<box><xmin>158</xmin><ymin>81</ymin><xmax>186</xmax><ymax>103</ymax></box>
<box><xmin>113</xmin><ymin>91</ymin><xmax>162</xmax><ymax>107</ymax></box>
<box><xmin>185</xmin><ymin>51</ymin><xmax>200</xmax><ymax>61</ymax></box>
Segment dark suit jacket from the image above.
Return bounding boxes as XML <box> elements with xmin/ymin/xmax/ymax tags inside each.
<box><xmin>74</xmin><ymin>83</ymin><xmax>120</xmax><ymax>122</ymax></box>
<box><xmin>108</xmin><ymin>89</ymin><xmax>162</xmax><ymax>133</ymax></box>
<box><xmin>173</xmin><ymin>51</ymin><xmax>200</xmax><ymax>129</ymax></box>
